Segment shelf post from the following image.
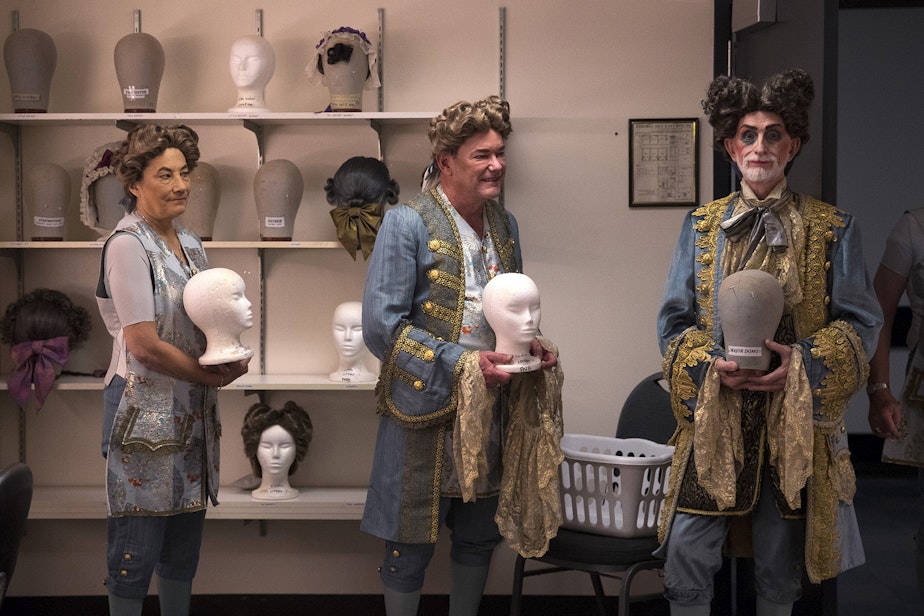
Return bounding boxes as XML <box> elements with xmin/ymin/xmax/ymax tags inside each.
<box><xmin>499</xmin><ymin>7</ymin><xmax>506</xmax><ymax>99</ymax></box>
<box><xmin>377</xmin><ymin>8</ymin><xmax>384</xmax><ymax>113</ymax></box>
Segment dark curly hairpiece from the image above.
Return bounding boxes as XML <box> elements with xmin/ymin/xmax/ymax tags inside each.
<box><xmin>241</xmin><ymin>400</ymin><xmax>313</xmax><ymax>477</ymax></box>
<box><xmin>323</xmin><ymin>156</ymin><xmax>400</xmax><ymax>209</ymax></box>
<box><xmin>702</xmin><ymin>69</ymin><xmax>814</xmax><ymax>160</ymax></box>
<box><xmin>0</xmin><ymin>288</ymin><xmax>92</xmax><ymax>349</ymax></box>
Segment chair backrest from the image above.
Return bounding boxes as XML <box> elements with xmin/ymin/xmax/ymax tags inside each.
<box><xmin>615</xmin><ymin>372</ymin><xmax>676</xmax><ymax>444</ymax></box>
<box><xmin>0</xmin><ymin>463</ymin><xmax>33</xmax><ymax>608</ymax></box>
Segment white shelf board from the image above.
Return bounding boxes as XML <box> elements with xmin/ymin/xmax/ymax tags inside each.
<box><xmin>28</xmin><ymin>485</ymin><xmax>367</xmax><ymax>520</ymax></box>
<box><xmin>0</xmin><ymin>240</ymin><xmax>342</xmax><ymax>249</ymax></box>
<box><xmin>0</xmin><ymin>111</ymin><xmax>434</xmax><ymax>126</ymax></box>
<box><xmin>0</xmin><ymin>374</ymin><xmax>376</xmax><ymax>391</ymax></box>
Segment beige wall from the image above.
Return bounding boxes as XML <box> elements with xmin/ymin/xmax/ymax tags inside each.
<box><xmin>0</xmin><ymin>0</ymin><xmax>714</xmax><ymax>599</ymax></box>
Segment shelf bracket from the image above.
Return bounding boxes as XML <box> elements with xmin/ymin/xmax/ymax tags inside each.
<box><xmin>369</xmin><ymin>119</ymin><xmax>384</xmax><ymax>163</ymax></box>
<box><xmin>115</xmin><ymin>119</ymin><xmax>140</xmax><ymax>133</ymax></box>
<box><xmin>243</xmin><ymin>518</ymin><xmax>269</xmax><ymax>537</ymax></box>
<box><xmin>243</xmin><ymin>120</ymin><xmax>265</xmax><ymax>168</ymax></box>
<box><xmin>255</xmin><ymin>8</ymin><xmax>263</xmax><ymax>37</ymax></box>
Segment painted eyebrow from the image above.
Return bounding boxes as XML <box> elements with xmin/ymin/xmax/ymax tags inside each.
<box><xmin>738</xmin><ymin>123</ymin><xmax>785</xmax><ymax>131</ymax></box>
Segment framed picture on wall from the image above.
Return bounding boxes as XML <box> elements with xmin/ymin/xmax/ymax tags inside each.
<box><xmin>628</xmin><ymin>118</ymin><xmax>699</xmax><ymax>207</ymax></box>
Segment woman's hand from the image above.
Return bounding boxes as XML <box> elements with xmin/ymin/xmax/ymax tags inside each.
<box><xmin>868</xmin><ymin>389</ymin><xmax>902</xmax><ymax>440</ymax></box>
<box><xmin>203</xmin><ymin>356</ymin><xmax>251</xmax><ymax>388</ymax></box>
<box><xmin>479</xmin><ymin>350</ymin><xmax>513</xmax><ymax>389</ymax></box>
<box><xmin>530</xmin><ymin>338</ymin><xmax>558</xmax><ymax>369</ymax></box>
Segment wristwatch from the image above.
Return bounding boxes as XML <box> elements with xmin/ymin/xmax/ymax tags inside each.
<box><xmin>866</xmin><ymin>382</ymin><xmax>889</xmax><ymax>395</ymax></box>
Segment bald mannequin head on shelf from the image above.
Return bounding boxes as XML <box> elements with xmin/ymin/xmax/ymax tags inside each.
<box><xmin>183</xmin><ymin>268</ymin><xmax>254</xmax><ymax>366</ymax></box>
<box><xmin>329</xmin><ymin>300</ymin><xmax>376</xmax><ymax>383</ymax></box>
<box><xmin>228</xmin><ymin>34</ymin><xmax>275</xmax><ymax>112</ymax></box>
<box><xmin>483</xmin><ymin>272</ymin><xmax>542</xmax><ymax>373</ymax></box>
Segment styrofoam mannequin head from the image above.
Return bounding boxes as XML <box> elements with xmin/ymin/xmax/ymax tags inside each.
<box><xmin>183</xmin><ymin>268</ymin><xmax>254</xmax><ymax>365</ymax></box>
<box><xmin>255</xmin><ymin>424</ymin><xmax>297</xmax><ymax>495</ymax></box>
<box><xmin>483</xmin><ymin>273</ymin><xmax>541</xmax><ymax>372</ymax></box>
<box><xmin>228</xmin><ymin>35</ymin><xmax>275</xmax><ymax>112</ymax></box>
<box><xmin>718</xmin><ymin>269</ymin><xmax>785</xmax><ymax>371</ymax></box>
<box><xmin>329</xmin><ymin>300</ymin><xmax>376</xmax><ymax>383</ymax></box>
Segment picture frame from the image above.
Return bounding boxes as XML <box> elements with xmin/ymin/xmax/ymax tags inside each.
<box><xmin>628</xmin><ymin>118</ymin><xmax>699</xmax><ymax>207</ymax></box>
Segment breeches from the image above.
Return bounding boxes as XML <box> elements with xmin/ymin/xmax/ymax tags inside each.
<box><xmin>662</xmin><ymin>470</ymin><xmax>806</xmax><ymax>606</ymax></box>
<box><xmin>106</xmin><ymin>510</ymin><xmax>206</xmax><ymax>599</ymax></box>
<box><xmin>379</xmin><ymin>495</ymin><xmax>502</xmax><ymax>593</ymax></box>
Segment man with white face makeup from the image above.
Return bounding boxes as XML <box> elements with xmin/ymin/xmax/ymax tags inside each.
<box><xmin>656</xmin><ymin>69</ymin><xmax>882</xmax><ymax>616</ymax></box>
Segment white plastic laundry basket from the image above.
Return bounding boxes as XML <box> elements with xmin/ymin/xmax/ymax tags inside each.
<box><xmin>559</xmin><ymin>434</ymin><xmax>674</xmax><ymax>538</ymax></box>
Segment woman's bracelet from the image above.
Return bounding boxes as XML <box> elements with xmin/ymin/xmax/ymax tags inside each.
<box><xmin>217</xmin><ymin>373</ymin><xmax>226</xmax><ymax>389</ymax></box>
<box><xmin>866</xmin><ymin>382</ymin><xmax>889</xmax><ymax>395</ymax></box>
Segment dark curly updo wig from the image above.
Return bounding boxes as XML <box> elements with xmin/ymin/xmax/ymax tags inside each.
<box><xmin>702</xmin><ymin>69</ymin><xmax>814</xmax><ymax>161</ymax></box>
<box><xmin>0</xmin><ymin>288</ymin><xmax>92</xmax><ymax>349</ymax></box>
<box><xmin>241</xmin><ymin>400</ymin><xmax>313</xmax><ymax>477</ymax></box>
<box><xmin>324</xmin><ymin>156</ymin><xmax>400</xmax><ymax>209</ymax></box>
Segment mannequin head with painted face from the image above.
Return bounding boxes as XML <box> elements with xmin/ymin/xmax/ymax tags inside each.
<box><xmin>241</xmin><ymin>401</ymin><xmax>313</xmax><ymax>500</ymax></box>
<box><xmin>228</xmin><ymin>35</ymin><xmax>275</xmax><ymax>112</ymax></box>
<box><xmin>183</xmin><ymin>268</ymin><xmax>254</xmax><ymax>365</ymax></box>
<box><xmin>329</xmin><ymin>300</ymin><xmax>376</xmax><ymax>383</ymax></box>
<box><xmin>483</xmin><ymin>272</ymin><xmax>541</xmax><ymax>373</ymax></box>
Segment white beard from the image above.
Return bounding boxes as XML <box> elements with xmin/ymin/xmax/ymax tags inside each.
<box><xmin>740</xmin><ymin>158</ymin><xmax>785</xmax><ymax>187</ymax></box>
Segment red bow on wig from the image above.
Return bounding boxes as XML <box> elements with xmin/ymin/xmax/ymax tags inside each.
<box><xmin>7</xmin><ymin>336</ymin><xmax>69</xmax><ymax>411</ymax></box>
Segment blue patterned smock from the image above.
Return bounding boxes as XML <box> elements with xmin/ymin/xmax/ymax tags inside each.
<box><xmin>99</xmin><ymin>219</ymin><xmax>218</xmax><ymax>517</ymax></box>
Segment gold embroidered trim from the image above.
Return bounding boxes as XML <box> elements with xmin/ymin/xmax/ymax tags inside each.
<box><xmin>429</xmin><ymin>423</ymin><xmax>446</xmax><ymax>542</ymax></box>
<box><xmin>665</xmin><ymin>326</ymin><xmax>714</xmax><ymax>420</ymax></box>
<box><xmin>691</xmin><ymin>195</ymin><xmax>734</xmax><ymax>333</ymax></box>
<box><xmin>427</xmin><ymin>237</ymin><xmax>463</xmax><ymax>263</ymax></box>
<box><xmin>401</xmin><ymin>337</ymin><xmax>436</xmax><ymax>362</ymax></box>
<box><xmin>810</xmin><ymin>320</ymin><xmax>869</xmax><ymax>419</ymax></box>
<box><xmin>792</xmin><ymin>197</ymin><xmax>845</xmax><ymax>336</ymax></box>
<box><xmin>422</xmin><ymin>300</ymin><xmax>460</xmax><ymax>324</ymax></box>
<box><xmin>412</xmin><ymin>189</ymin><xmax>466</xmax><ymax>342</ymax></box>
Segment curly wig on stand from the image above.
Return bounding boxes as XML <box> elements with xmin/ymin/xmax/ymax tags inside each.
<box><xmin>241</xmin><ymin>400</ymin><xmax>313</xmax><ymax>477</ymax></box>
<box><xmin>0</xmin><ymin>288</ymin><xmax>91</xmax><ymax>349</ymax></box>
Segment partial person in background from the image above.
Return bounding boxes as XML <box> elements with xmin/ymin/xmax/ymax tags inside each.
<box><xmin>657</xmin><ymin>69</ymin><xmax>882</xmax><ymax>616</ymax></box>
<box><xmin>360</xmin><ymin>96</ymin><xmax>557</xmax><ymax>616</ymax></box>
<box><xmin>96</xmin><ymin>123</ymin><xmax>249</xmax><ymax>616</ymax></box>
<box><xmin>866</xmin><ymin>208</ymin><xmax>924</xmax><ymax>601</ymax></box>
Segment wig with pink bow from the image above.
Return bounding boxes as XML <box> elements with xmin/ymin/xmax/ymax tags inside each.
<box><xmin>1</xmin><ymin>289</ymin><xmax>92</xmax><ymax>411</ymax></box>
